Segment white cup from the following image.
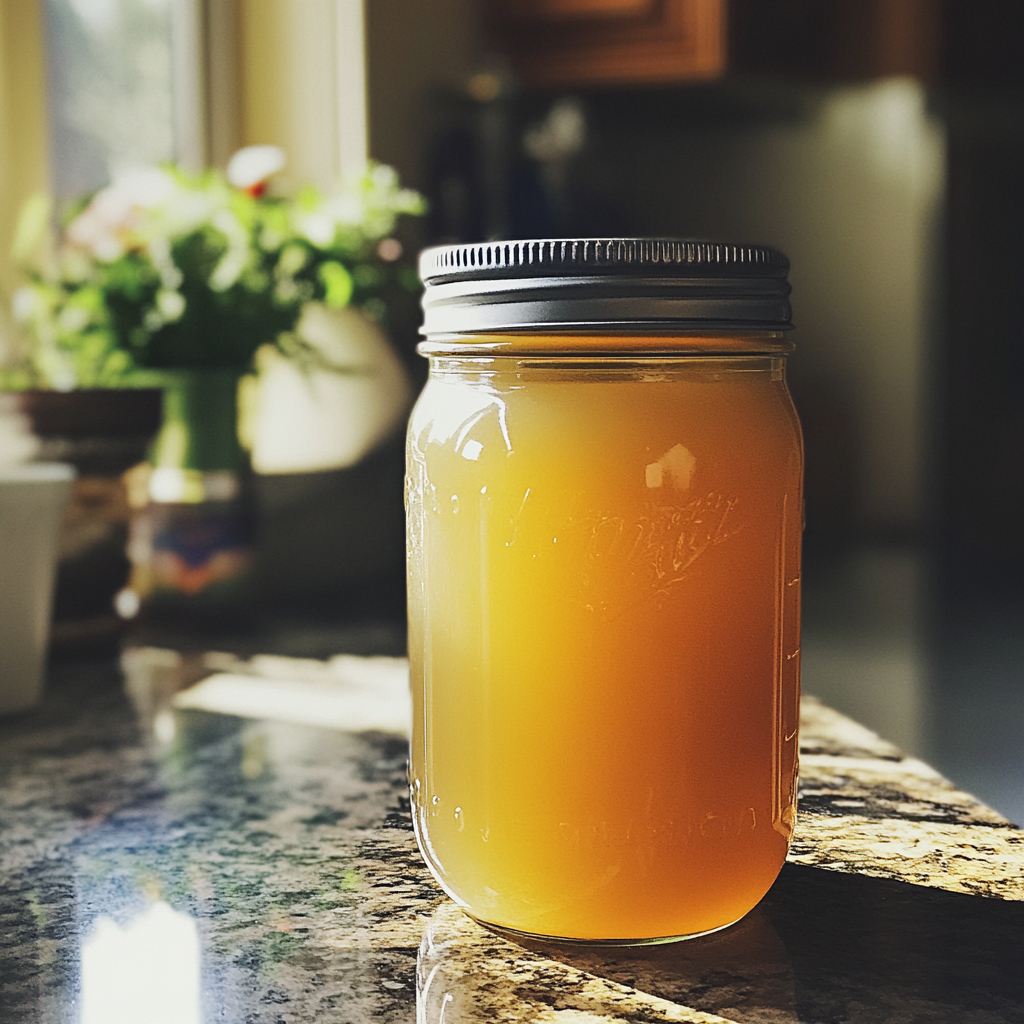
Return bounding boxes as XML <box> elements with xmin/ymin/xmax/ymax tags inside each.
<box><xmin>0</xmin><ymin>463</ymin><xmax>75</xmax><ymax>715</ymax></box>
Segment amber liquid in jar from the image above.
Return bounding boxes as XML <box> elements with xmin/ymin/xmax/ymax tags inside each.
<box><xmin>407</xmin><ymin>336</ymin><xmax>802</xmax><ymax>943</ymax></box>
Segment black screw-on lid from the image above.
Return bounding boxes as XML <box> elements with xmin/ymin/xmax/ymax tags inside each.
<box><xmin>419</xmin><ymin>239</ymin><xmax>792</xmax><ymax>336</ymax></box>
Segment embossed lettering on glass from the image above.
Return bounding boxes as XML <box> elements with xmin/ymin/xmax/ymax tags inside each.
<box><xmin>407</xmin><ymin>240</ymin><xmax>803</xmax><ymax>944</ymax></box>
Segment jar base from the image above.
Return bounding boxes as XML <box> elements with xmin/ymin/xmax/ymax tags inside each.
<box><xmin>468</xmin><ymin>912</ymin><xmax>745</xmax><ymax>948</ymax></box>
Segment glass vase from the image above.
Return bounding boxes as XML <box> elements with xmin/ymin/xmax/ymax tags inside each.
<box><xmin>121</xmin><ymin>371</ymin><xmax>254</xmax><ymax>621</ymax></box>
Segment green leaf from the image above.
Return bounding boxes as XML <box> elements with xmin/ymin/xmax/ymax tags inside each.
<box><xmin>318</xmin><ymin>261</ymin><xmax>353</xmax><ymax>308</ymax></box>
<box><xmin>352</xmin><ymin>264</ymin><xmax>381</xmax><ymax>289</ymax></box>
<box><xmin>296</xmin><ymin>184</ymin><xmax>321</xmax><ymax>212</ymax></box>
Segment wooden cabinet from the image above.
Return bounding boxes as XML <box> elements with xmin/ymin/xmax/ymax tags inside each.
<box><xmin>488</xmin><ymin>0</ymin><xmax>946</xmax><ymax>90</ymax></box>
<box><xmin>503</xmin><ymin>0</ymin><xmax>656</xmax><ymax>17</ymax></box>
<box><xmin>490</xmin><ymin>0</ymin><xmax>726</xmax><ymax>89</ymax></box>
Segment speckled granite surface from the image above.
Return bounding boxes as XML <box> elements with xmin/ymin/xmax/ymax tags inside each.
<box><xmin>2</xmin><ymin>657</ymin><xmax>1023</xmax><ymax>1023</ymax></box>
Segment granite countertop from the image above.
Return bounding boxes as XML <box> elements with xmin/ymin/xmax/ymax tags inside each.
<box><xmin>2</xmin><ymin>652</ymin><xmax>1023</xmax><ymax>1024</ymax></box>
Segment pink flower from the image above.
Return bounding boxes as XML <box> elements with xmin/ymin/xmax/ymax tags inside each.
<box><xmin>66</xmin><ymin>168</ymin><xmax>175</xmax><ymax>262</ymax></box>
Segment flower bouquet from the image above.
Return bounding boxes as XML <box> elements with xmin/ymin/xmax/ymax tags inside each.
<box><xmin>5</xmin><ymin>148</ymin><xmax>425</xmax><ymax>615</ymax></box>
<box><xmin>8</xmin><ymin>146</ymin><xmax>425</xmax><ymax>389</ymax></box>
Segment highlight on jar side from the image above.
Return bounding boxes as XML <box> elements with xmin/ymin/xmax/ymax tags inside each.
<box><xmin>406</xmin><ymin>239</ymin><xmax>803</xmax><ymax>944</ymax></box>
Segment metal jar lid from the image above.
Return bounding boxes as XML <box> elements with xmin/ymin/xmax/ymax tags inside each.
<box><xmin>419</xmin><ymin>238</ymin><xmax>792</xmax><ymax>336</ymax></box>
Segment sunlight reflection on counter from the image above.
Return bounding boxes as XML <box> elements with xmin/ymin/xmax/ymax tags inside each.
<box><xmin>81</xmin><ymin>901</ymin><xmax>201</xmax><ymax>1024</ymax></box>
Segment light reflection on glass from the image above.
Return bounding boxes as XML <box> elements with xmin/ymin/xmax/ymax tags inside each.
<box><xmin>81</xmin><ymin>901</ymin><xmax>201</xmax><ymax>1024</ymax></box>
<box><xmin>416</xmin><ymin>901</ymin><xmax>796</xmax><ymax>1023</ymax></box>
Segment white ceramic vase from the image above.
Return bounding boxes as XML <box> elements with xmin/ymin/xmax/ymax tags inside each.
<box><xmin>248</xmin><ymin>304</ymin><xmax>413</xmax><ymax>476</ymax></box>
<box><xmin>0</xmin><ymin>463</ymin><xmax>75</xmax><ymax>714</ymax></box>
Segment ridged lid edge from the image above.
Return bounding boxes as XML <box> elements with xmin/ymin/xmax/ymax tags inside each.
<box><xmin>420</xmin><ymin>238</ymin><xmax>789</xmax><ymax>282</ymax></box>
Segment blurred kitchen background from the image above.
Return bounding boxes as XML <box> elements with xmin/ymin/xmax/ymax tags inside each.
<box><xmin>1</xmin><ymin>0</ymin><xmax>1023</xmax><ymax>820</ymax></box>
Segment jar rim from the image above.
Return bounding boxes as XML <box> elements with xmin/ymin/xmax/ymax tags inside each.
<box><xmin>417</xmin><ymin>331</ymin><xmax>794</xmax><ymax>358</ymax></box>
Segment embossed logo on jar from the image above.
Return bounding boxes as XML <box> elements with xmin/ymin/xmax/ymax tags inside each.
<box><xmin>575</xmin><ymin>491</ymin><xmax>742</xmax><ymax>616</ymax></box>
<box><xmin>554</xmin><ymin>442</ymin><xmax>746</xmax><ymax>614</ymax></box>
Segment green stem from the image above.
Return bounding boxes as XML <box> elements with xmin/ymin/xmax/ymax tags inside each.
<box><xmin>150</xmin><ymin>371</ymin><xmax>245</xmax><ymax>472</ymax></box>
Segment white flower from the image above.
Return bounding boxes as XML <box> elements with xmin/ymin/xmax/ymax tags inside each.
<box><xmin>296</xmin><ymin>211</ymin><xmax>336</xmax><ymax>248</ymax></box>
<box><xmin>59</xmin><ymin>247</ymin><xmax>93</xmax><ymax>284</ymax></box>
<box><xmin>12</xmin><ymin>288</ymin><xmax>36</xmax><ymax>324</ymax></box>
<box><xmin>208</xmin><ymin>209</ymin><xmax>251</xmax><ymax>291</ymax></box>
<box><xmin>66</xmin><ymin>167</ymin><xmax>176</xmax><ymax>261</ymax></box>
<box><xmin>258</xmin><ymin>225</ymin><xmax>285</xmax><ymax>252</ymax></box>
<box><xmin>49</xmin><ymin>366</ymin><xmax>78</xmax><ymax>392</ymax></box>
<box><xmin>156</xmin><ymin>290</ymin><xmax>186</xmax><ymax>322</ymax></box>
<box><xmin>331</xmin><ymin>193</ymin><xmax>364</xmax><ymax>226</ymax></box>
<box><xmin>369</xmin><ymin>164</ymin><xmax>398</xmax><ymax>190</ymax></box>
<box><xmin>396</xmin><ymin>188</ymin><xmax>424</xmax><ymax>212</ymax></box>
<box><xmin>37</xmin><ymin>345</ymin><xmax>77</xmax><ymax>391</ymax></box>
<box><xmin>274</xmin><ymin>277</ymin><xmax>300</xmax><ymax>302</ymax></box>
<box><xmin>226</xmin><ymin>146</ymin><xmax>286</xmax><ymax>190</ymax></box>
<box><xmin>143</xmin><ymin>308</ymin><xmax>165</xmax><ymax>332</ymax></box>
<box><xmin>159</xmin><ymin>189</ymin><xmax>217</xmax><ymax>238</ymax></box>
<box><xmin>108</xmin><ymin>166</ymin><xmax>176</xmax><ymax>209</ymax></box>
<box><xmin>276</xmin><ymin>244</ymin><xmax>308</xmax><ymax>277</ymax></box>
<box><xmin>145</xmin><ymin>236</ymin><xmax>184</xmax><ymax>291</ymax></box>
<box><xmin>67</xmin><ymin>207</ymin><xmax>125</xmax><ymax>262</ymax></box>
<box><xmin>57</xmin><ymin>305</ymin><xmax>91</xmax><ymax>334</ymax></box>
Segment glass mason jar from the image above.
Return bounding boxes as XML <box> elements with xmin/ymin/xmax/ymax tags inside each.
<box><xmin>407</xmin><ymin>240</ymin><xmax>802</xmax><ymax>944</ymax></box>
